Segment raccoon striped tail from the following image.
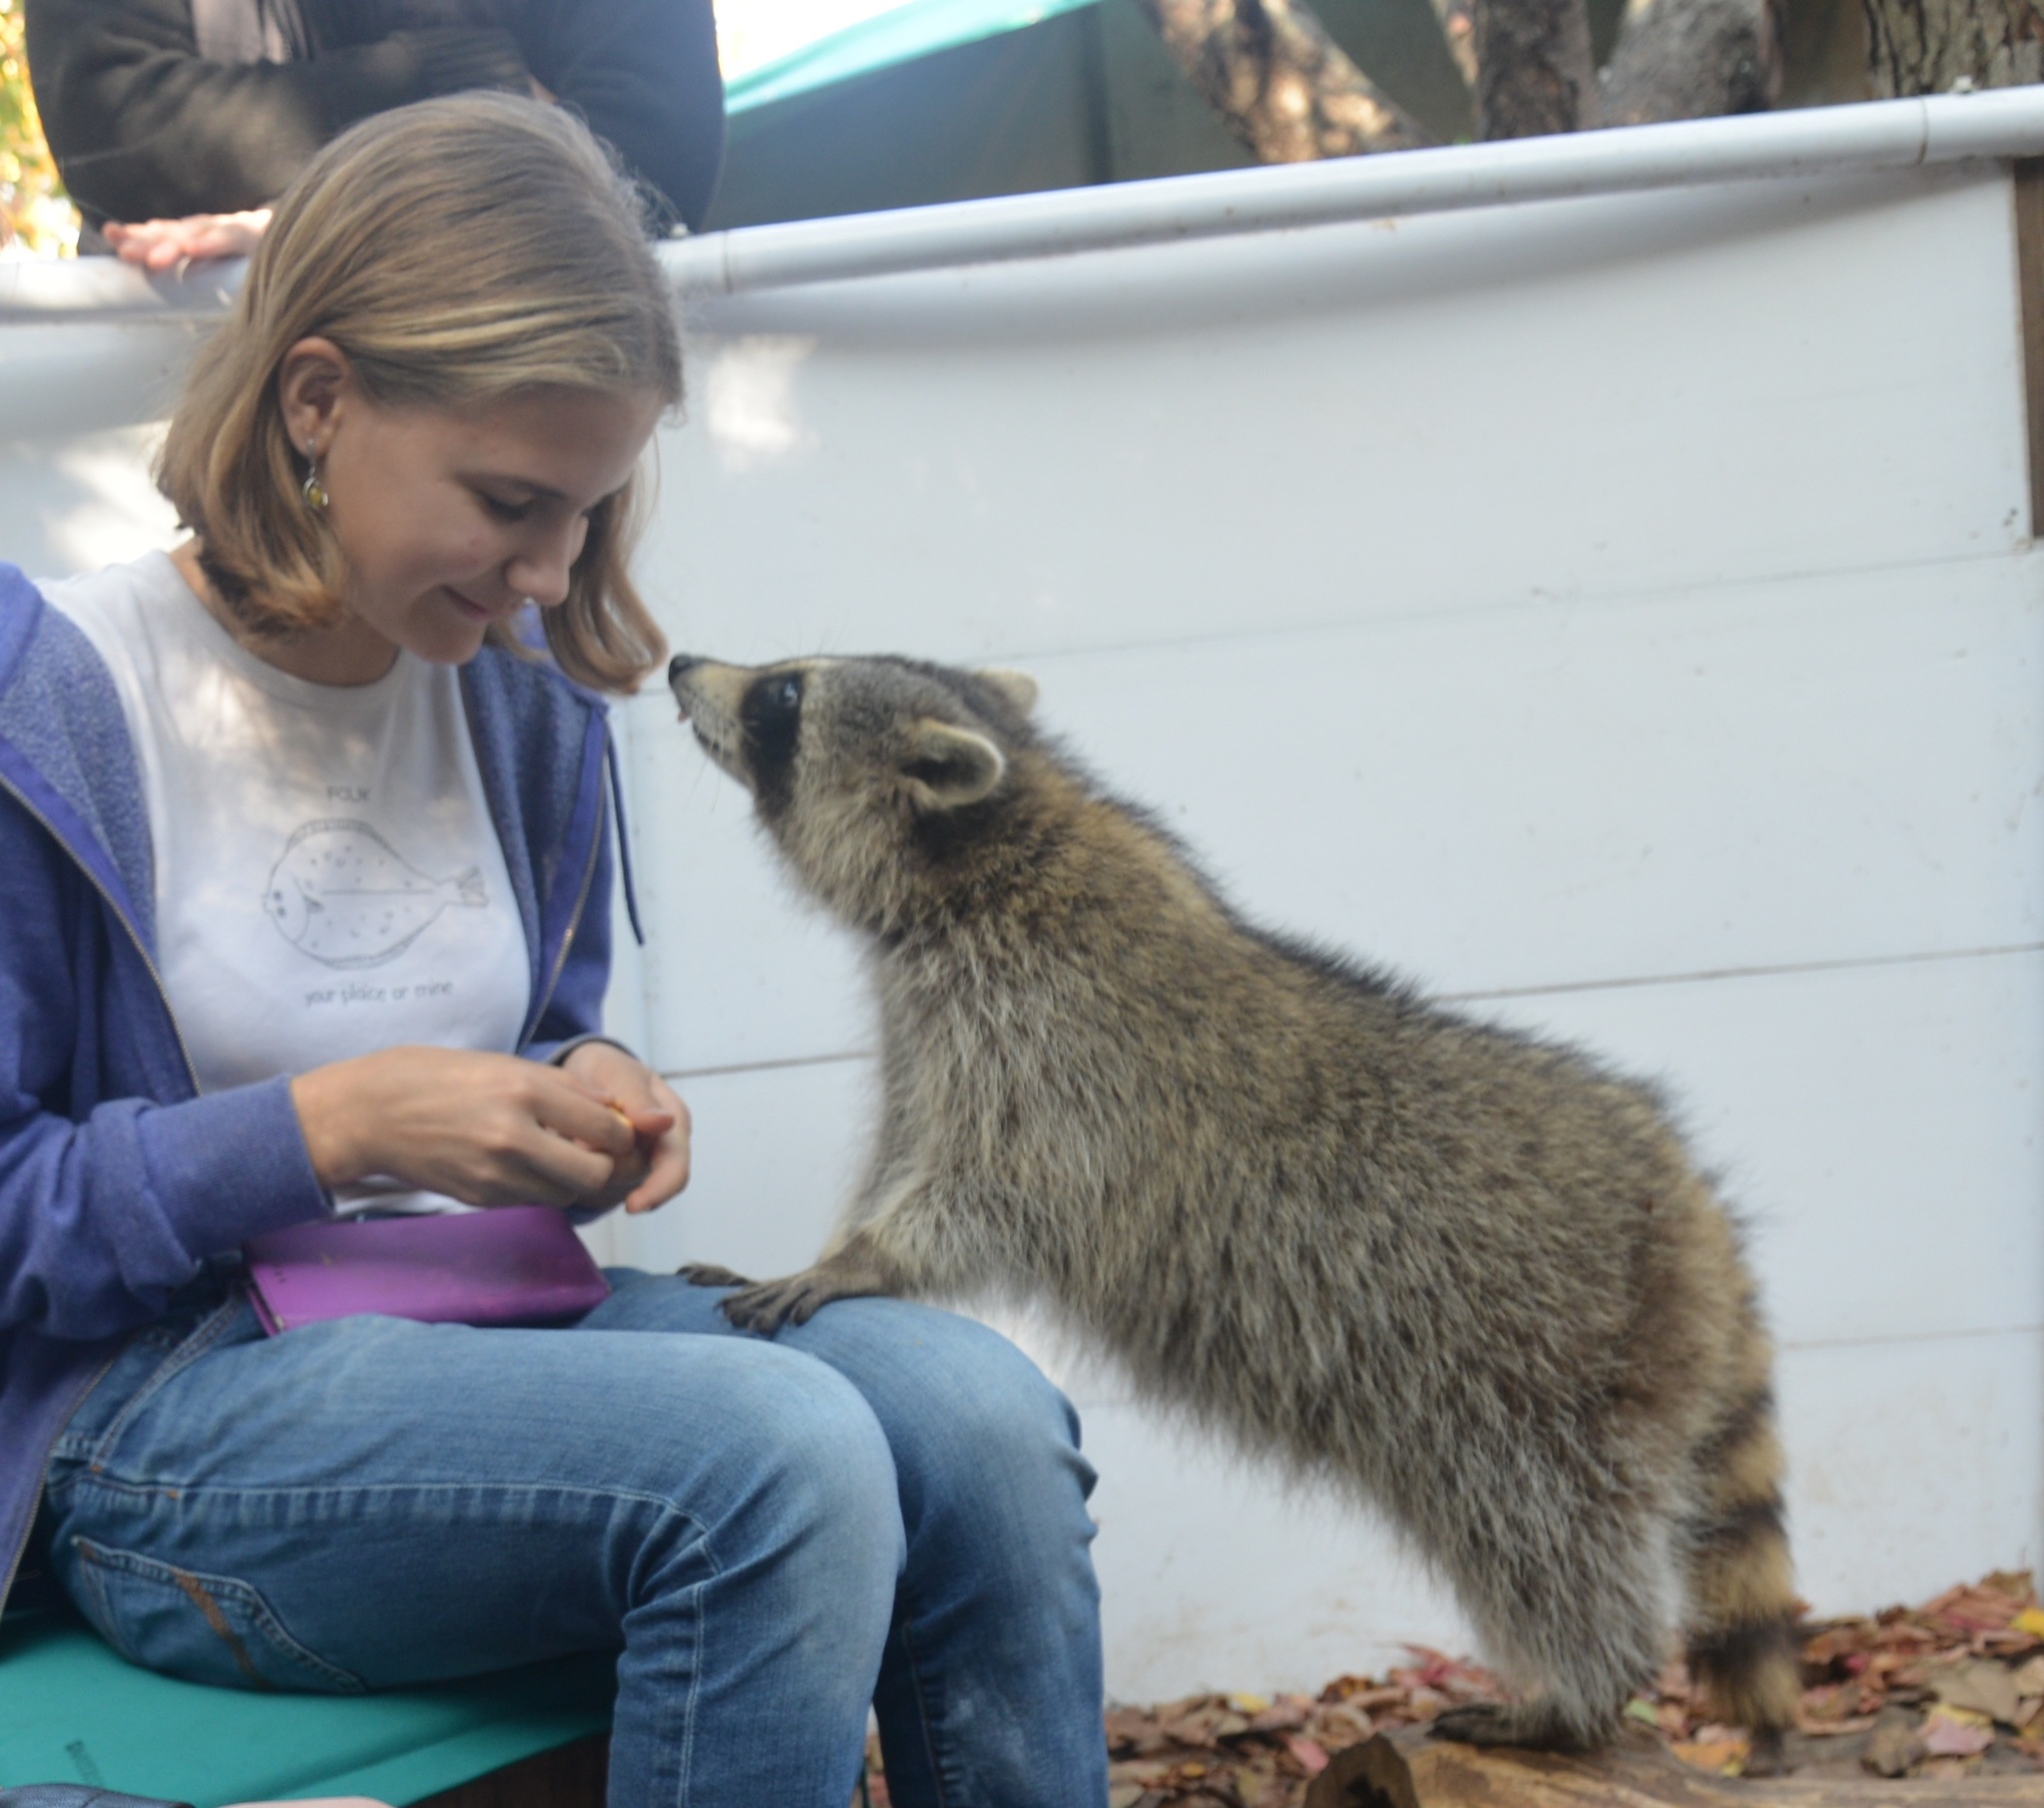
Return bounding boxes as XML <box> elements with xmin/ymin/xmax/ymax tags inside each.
<box><xmin>1681</xmin><ymin>1382</ymin><xmax>1799</xmax><ymax>1772</ymax></box>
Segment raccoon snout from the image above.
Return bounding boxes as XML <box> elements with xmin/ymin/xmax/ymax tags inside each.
<box><xmin>668</xmin><ymin>654</ymin><xmax>703</xmax><ymax>717</ymax></box>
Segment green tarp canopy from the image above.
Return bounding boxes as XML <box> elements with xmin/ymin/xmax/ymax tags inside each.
<box><xmin>0</xmin><ymin>1603</ymin><xmax>613</xmax><ymax>1806</ymax></box>
<box><xmin>703</xmin><ymin>0</ymin><xmax>1470</xmax><ymax>230</ymax></box>
<box><xmin>726</xmin><ymin>0</ymin><xmax>1100</xmax><ymax>115</ymax></box>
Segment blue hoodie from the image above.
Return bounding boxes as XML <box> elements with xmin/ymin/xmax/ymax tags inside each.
<box><xmin>0</xmin><ymin>561</ymin><xmax>624</xmax><ymax>1617</ymax></box>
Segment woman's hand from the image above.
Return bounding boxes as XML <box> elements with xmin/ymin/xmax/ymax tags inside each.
<box><xmin>103</xmin><ymin>209</ymin><xmax>272</xmax><ymax>271</ymax></box>
<box><xmin>559</xmin><ymin>1041</ymin><xmax>692</xmax><ymax>1214</ymax></box>
<box><xmin>290</xmin><ymin>1046</ymin><xmax>648</xmax><ymax>1209</ymax></box>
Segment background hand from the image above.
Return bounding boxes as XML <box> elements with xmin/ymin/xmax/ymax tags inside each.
<box><xmin>104</xmin><ymin>209</ymin><xmax>272</xmax><ymax>271</ymax></box>
<box><xmin>560</xmin><ymin>1041</ymin><xmax>691</xmax><ymax>1213</ymax></box>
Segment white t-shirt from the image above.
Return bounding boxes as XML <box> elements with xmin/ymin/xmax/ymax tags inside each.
<box><xmin>43</xmin><ymin>551</ymin><xmax>530</xmax><ymax>1213</ymax></box>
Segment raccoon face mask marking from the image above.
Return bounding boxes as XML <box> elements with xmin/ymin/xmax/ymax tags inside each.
<box><xmin>668</xmin><ymin>656</ymin><xmax>809</xmax><ymax>815</ymax></box>
<box><xmin>669</xmin><ymin>653</ymin><xmax>1036</xmax><ymax>929</ymax></box>
<box><xmin>739</xmin><ymin>669</ymin><xmax>805</xmax><ymax>815</ymax></box>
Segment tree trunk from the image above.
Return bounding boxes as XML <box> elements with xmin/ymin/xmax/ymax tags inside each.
<box><xmin>1134</xmin><ymin>0</ymin><xmax>1431</xmax><ymax>161</ymax></box>
<box><xmin>1471</xmin><ymin>0</ymin><xmax>1601</xmax><ymax>136</ymax></box>
<box><xmin>1304</xmin><ymin>1732</ymin><xmax>2044</xmax><ymax>1808</ymax></box>
<box><xmin>1865</xmin><ymin>0</ymin><xmax>2044</xmax><ymax>95</ymax></box>
<box><xmin>1601</xmin><ymin>0</ymin><xmax>1784</xmax><ymax>123</ymax></box>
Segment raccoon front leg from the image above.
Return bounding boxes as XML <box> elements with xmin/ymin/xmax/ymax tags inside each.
<box><xmin>718</xmin><ymin>1227</ymin><xmax>910</xmax><ymax>1335</ymax></box>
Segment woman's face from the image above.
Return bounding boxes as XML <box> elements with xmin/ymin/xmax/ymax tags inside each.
<box><xmin>279</xmin><ymin>341</ymin><xmax>663</xmax><ymax>678</ymax></box>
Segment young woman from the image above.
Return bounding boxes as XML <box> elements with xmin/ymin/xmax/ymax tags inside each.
<box><xmin>0</xmin><ymin>94</ymin><xmax>1108</xmax><ymax>1808</ymax></box>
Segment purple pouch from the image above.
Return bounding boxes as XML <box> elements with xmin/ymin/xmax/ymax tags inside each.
<box><xmin>244</xmin><ymin>1205</ymin><xmax>611</xmax><ymax>1334</ymax></box>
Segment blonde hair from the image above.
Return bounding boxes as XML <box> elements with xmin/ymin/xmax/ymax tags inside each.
<box><xmin>158</xmin><ymin>93</ymin><xmax>680</xmax><ymax>694</ymax></box>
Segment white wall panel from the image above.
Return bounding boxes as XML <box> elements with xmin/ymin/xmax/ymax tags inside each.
<box><xmin>624</xmin><ymin>941</ymin><xmax>2044</xmax><ymax>1354</ymax></box>
<box><xmin>641</xmin><ymin>165</ymin><xmax>2026</xmax><ymax>666</ymax></box>
<box><xmin>610</xmin><ymin>1055</ymin><xmax>875</xmax><ymax>1278</ymax></box>
<box><xmin>1482</xmin><ymin>953</ymin><xmax>2044</xmax><ymax>1350</ymax></box>
<box><xmin>628</xmin><ymin>553</ymin><xmax>2044</xmax><ymax>1071</ymax></box>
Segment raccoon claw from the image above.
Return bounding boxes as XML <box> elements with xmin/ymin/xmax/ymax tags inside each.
<box><xmin>1428</xmin><ymin>1703</ymin><xmax>1589</xmax><ymax>1753</ymax></box>
<box><xmin>677</xmin><ymin>1262</ymin><xmax>754</xmax><ymax>1289</ymax></box>
<box><xmin>719</xmin><ymin>1270</ymin><xmax>841</xmax><ymax>1335</ymax></box>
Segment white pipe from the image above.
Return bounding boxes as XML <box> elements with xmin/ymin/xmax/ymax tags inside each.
<box><xmin>665</xmin><ymin>87</ymin><xmax>2044</xmax><ymax>297</ymax></box>
<box><xmin>0</xmin><ymin>253</ymin><xmax>244</xmax><ymax>322</ymax></box>
<box><xmin>5</xmin><ymin>87</ymin><xmax>2043</xmax><ymax>321</ymax></box>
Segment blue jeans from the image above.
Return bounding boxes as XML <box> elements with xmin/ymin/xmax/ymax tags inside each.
<box><xmin>40</xmin><ymin>1270</ymin><xmax>1107</xmax><ymax>1808</ymax></box>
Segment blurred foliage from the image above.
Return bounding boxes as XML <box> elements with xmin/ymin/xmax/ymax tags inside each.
<box><xmin>2</xmin><ymin>0</ymin><xmax>77</xmax><ymax>254</ymax></box>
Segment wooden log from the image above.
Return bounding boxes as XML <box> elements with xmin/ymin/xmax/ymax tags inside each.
<box><xmin>1303</xmin><ymin>1730</ymin><xmax>2044</xmax><ymax>1808</ymax></box>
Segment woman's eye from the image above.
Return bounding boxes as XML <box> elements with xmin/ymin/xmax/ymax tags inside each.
<box><xmin>479</xmin><ymin>494</ymin><xmax>529</xmax><ymax>523</ymax></box>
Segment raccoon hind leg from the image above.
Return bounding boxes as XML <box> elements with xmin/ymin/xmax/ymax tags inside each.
<box><xmin>1680</xmin><ymin>1382</ymin><xmax>1799</xmax><ymax>1773</ymax></box>
<box><xmin>1426</xmin><ymin>1452</ymin><xmax>1671</xmax><ymax>1752</ymax></box>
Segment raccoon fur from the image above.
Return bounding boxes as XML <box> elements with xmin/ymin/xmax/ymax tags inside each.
<box><xmin>666</xmin><ymin>651</ymin><xmax>1800</xmax><ymax>1763</ymax></box>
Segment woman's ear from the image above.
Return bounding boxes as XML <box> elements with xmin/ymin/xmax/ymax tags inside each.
<box><xmin>275</xmin><ymin>335</ymin><xmax>354</xmax><ymax>458</ymax></box>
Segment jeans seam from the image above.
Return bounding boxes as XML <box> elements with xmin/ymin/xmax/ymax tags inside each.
<box><xmin>83</xmin><ymin>1292</ymin><xmax>249</xmax><ymax>1473</ymax></box>
<box><xmin>64</xmin><ymin>1475</ymin><xmax>707</xmax><ymax>1518</ymax></box>
<box><xmin>892</xmin><ymin>1605</ymin><xmax>960</xmax><ymax>1808</ymax></box>
<box><xmin>69</xmin><ymin>1534</ymin><xmax>367</xmax><ymax>1694</ymax></box>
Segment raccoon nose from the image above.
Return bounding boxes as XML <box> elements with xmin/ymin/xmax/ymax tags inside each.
<box><xmin>668</xmin><ymin>655</ymin><xmax>702</xmax><ymax>683</ymax></box>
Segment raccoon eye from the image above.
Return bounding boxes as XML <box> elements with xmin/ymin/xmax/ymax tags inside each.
<box><xmin>741</xmin><ymin>670</ymin><xmax>804</xmax><ymax>776</ymax></box>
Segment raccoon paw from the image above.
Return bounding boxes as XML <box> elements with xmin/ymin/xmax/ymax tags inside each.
<box><xmin>1742</xmin><ymin>1726</ymin><xmax>1788</xmax><ymax>1777</ymax></box>
<box><xmin>719</xmin><ymin>1269</ymin><xmax>847</xmax><ymax>1335</ymax></box>
<box><xmin>676</xmin><ymin>1262</ymin><xmax>753</xmax><ymax>1289</ymax></box>
<box><xmin>1428</xmin><ymin>1702</ymin><xmax>1595</xmax><ymax>1754</ymax></box>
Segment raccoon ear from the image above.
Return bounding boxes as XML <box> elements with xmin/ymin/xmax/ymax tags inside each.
<box><xmin>902</xmin><ymin>720</ymin><xmax>1005</xmax><ymax>810</ymax></box>
<box><xmin>974</xmin><ymin>669</ymin><xmax>1039</xmax><ymax>717</ymax></box>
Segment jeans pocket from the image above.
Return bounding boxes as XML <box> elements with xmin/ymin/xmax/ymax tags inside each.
<box><xmin>67</xmin><ymin>1536</ymin><xmax>365</xmax><ymax>1695</ymax></box>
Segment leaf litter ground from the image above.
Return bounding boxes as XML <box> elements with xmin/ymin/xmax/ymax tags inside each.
<box><xmin>848</xmin><ymin>1571</ymin><xmax>2044</xmax><ymax>1806</ymax></box>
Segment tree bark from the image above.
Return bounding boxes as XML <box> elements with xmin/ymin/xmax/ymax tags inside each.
<box><xmin>1304</xmin><ymin>1731</ymin><xmax>2044</xmax><ymax>1808</ymax></box>
<box><xmin>1601</xmin><ymin>0</ymin><xmax>1784</xmax><ymax>123</ymax></box>
<box><xmin>1471</xmin><ymin>0</ymin><xmax>1601</xmax><ymax>136</ymax></box>
<box><xmin>1135</xmin><ymin>0</ymin><xmax>1431</xmax><ymax>161</ymax></box>
<box><xmin>1865</xmin><ymin>0</ymin><xmax>2044</xmax><ymax>95</ymax></box>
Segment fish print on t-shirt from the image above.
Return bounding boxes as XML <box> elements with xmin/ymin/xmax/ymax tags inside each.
<box><xmin>263</xmin><ymin>819</ymin><xmax>487</xmax><ymax>969</ymax></box>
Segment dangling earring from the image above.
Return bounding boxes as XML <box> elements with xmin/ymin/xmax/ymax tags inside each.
<box><xmin>300</xmin><ymin>449</ymin><xmax>329</xmax><ymax>512</ymax></box>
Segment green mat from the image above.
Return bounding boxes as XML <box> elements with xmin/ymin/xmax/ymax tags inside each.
<box><xmin>0</xmin><ymin>1606</ymin><xmax>614</xmax><ymax>1806</ymax></box>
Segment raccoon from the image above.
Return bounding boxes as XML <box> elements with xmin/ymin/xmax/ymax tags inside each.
<box><xmin>666</xmin><ymin>651</ymin><xmax>1799</xmax><ymax>1765</ymax></box>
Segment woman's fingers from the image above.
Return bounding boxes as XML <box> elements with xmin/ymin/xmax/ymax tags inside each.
<box><xmin>530</xmin><ymin>1070</ymin><xmax>638</xmax><ymax>1159</ymax></box>
<box><xmin>626</xmin><ymin>1080</ymin><xmax>692</xmax><ymax>1214</ymax></box>
<box><xmin>104</xmin><ymin>209</ymin><xmax>272</xmax><ymax>269</ymax></box>
<box><xmin>502</xmin><ymin>1133</ymin><xmax>615</xmax><ymax>1207</ymax></box>
<box><xmin>293</xmin><ymin>1047</ymin><xmax>644</xmax><ymax>1205</ymax></box>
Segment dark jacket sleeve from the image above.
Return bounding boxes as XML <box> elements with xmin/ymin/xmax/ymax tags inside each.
<box><xmin>0</xmin><ymin>801</ymin><xmax>329</xmax><ymax>1344</ymax></box>
<box><xmin>508</xmin><ymin>0</ymin><xmax>725</xmax><ymax>231</ymax></box>
<box><xmin>24</xmin><ymin>0</ymin><xmax>531</xmax><ymax>224</ymax></box>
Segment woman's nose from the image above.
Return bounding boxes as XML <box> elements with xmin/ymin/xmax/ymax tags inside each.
<box><xmin>509</xmin><ymin>518</ymin><xmax>586</xmax><ymax>608</ymax></box>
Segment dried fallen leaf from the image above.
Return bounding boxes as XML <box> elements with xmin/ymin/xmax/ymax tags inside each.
<box><xmin>1932</xmin><ymin>1655</ymin><xmax>2024</xmax><ymax>1724</ymax></box>
<box><xmin>1923</xmin><ymin>1707</ymin><xmax>1997</xmax><ymax>1758</ymax></box>
<box><xmin>1671</xmin><ymin>1735</ymin><xmax>1749</xmax><ymax>1775</ymax></box>
<box><xmin>1279</xmin><ymin>1733</ymin><xmax>1328</xmax><ymax>1776</ymax></box>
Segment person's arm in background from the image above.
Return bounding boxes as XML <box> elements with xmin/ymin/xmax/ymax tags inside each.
<box><xmin>23</xmin><ymin>0</ymin><xmax>531</xmax><ymax>228</ymax></box>
<box><xmin>509</xmin><ymin>0</ymin><xmax>725</xmax><ymax>233</ymax></box>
